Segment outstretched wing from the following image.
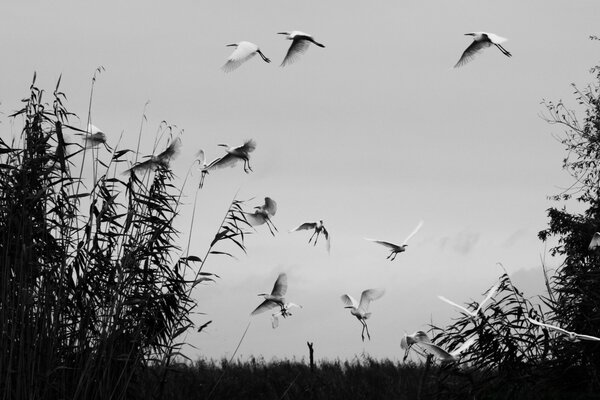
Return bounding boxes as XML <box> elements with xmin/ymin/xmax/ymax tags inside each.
<box><xmin>235</xmin><ymin>139</ymin><xmax>257</xmax><ymax>154</ymax></box>
<box><xmin>402</xmin><ymin>220</ymin><xmax>424</xmax><ymax>246</ymax></box>
<box><xmin>205</xmin><ymin>153</ymin><xmax>240</xmax><ymax>171</ymax></box>
<box><xmin>271</xmin><ymin>273</ymin><xmax>288</xmax><ymax>297</ymax></box>
<box><xmin>438</xmin><ymin>295</ymin><xmax>473</xmax><ymax>316</ymax></box>
<box><xmin>281</xmin><ymin>37</ymin><xmax>311</xmax><ymax>67</ymax></box>
<box><xmin>246</xmin><ymin>212</ymin><xmax>267</xmax><ymax>227</ymax></box>
<box><xmin>358</xmin><ymin>288</ymin><xmax>385</xmax><ymax>313</ymax></box>
<box><xmin>454</xmin><ymin>40</ymin><xmax>491</xmax><ymax>68</ymax></box>
<box><xmin>417</xmin><ymin>342</ymin><xmax>454</xmax><ymax>361</ymax></box>
<box><xmin>263</xmin><ymin>197</ymin><xmax>277</xmax><ymax>216</ymax></box>
<box><xmin>364</xmin><ymin>238</ymin><xmax>402</xmax><ymax>251</ymax></box>
<box><xmin>222</xmin><ymin>44</ymin><xmax>257</xmax><ymax>73</ymax></box>
<box><xmin>290</xmin><ymin>222</ymin><xmax>317</xmax><ymax>232</ymax></box>
<box><xmin>323</xmin><ymin>226</ymin><xmax>331</xmax><ymax>253</ymax></box>
<box><xmin>527</xmin><ymin>317</ymin><xmax>572</xmax><ymax>336</ymax></box>
<box><xmin>474</xmin><ymin>282</ymin><xmax>500</xmax><ymax>314</ymax></box>
<box><xmin>251</xmin><ymin>300</ymin><xmax>278</xmax><ymax>316</ymax></box>
<box><xmin>450</xmin><ymin>336</ymin><xmax>476</xmax><ymax>357</ymax></box>
<box><xmin>575</xmin><ymin>333</ymin><xmax>600</xmax><ymax>342</ymax></box>
<box><xmin>340</xmin><ymin>294</ymin><xmax>359</xmax><ymax>309</ymax></box>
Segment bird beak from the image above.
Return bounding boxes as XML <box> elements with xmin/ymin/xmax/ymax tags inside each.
<box><xmin>226</xmin><ymin>43</ymin><xmax>237</xmax><ymax>47</ymax></box>
<box><xmin>217</xmin><ymin>143</ymin><xmax>228</xmax><ymax>148</ymax></box>
<box><xmin>277</xmin><ymin>32</ymin><xmax>287</xmax><ymax>35</ymax></box>
<box><xmin>464</xmin><ymin>33</ymin><xmax>475</xmax><ymax>36</ymax></box>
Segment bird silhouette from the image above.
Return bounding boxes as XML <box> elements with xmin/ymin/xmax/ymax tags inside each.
<box><xmin>365</xmin><ymin>220</ymin><xmax>423</xmax><ymax>260</ymax></box>
<box><xmin>341</xmin><ymin>288</ymin><xmax>385</xmax><ymax>341</ymax></box>
<box><xmin>278</xmin><ymin>31</ymin><xmax>325</xmax><ymax>67</ymax></box>
<box><xmin>290</xmin><ymin>220</ymin><xmax>331</xmax><ymax>253</ymax></box>
<box><xmin>454</xmin><ymin>32</ymin><xmax>512</xmax><ymax>68</ymax></box>
<box><xmin>222</xmin><ymin>41</ymin><xmax>271</xmax><ymax>72</ymax></box>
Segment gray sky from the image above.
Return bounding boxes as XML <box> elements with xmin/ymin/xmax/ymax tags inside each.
<box><xmin>2</xmin><ymin>0</ymin><xmax>599</xmax><ymax>362</ymax></box>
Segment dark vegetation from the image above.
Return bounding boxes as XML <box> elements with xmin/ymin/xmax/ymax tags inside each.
<box><xmin>2</xmin><ymin>38</ymin><xmax>600</xmax><ymax>399</ymax></box>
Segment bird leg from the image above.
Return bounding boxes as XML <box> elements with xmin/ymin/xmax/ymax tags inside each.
<box><xmin>313</xmin><ymin>231</ymin><xmax>321</xmax><ymax>247</ymax></box>
<box><xmin>308</xmin><ymin>230</ymin><xmax>317</xmax><ymax>245</ymax></box>
<box><xmin>364</xmin><ymin>321</ymin><xmax>371</xmax><ymax>341</ymax></box>
<box><xmin>243</xmin><ymin>159</ymin><xmax>253</xmax><ymax>173</ymax></box>
<box><xmin>265</xmin><ymin>218</ymin><xmax>278</xmax><ymax>236</ymax></box>
<box><xmin>495</xmin><ymin>43</ymin><xmax>512</xmax><ymax>57</ymax></box>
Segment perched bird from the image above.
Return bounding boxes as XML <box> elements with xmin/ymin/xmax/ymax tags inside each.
<box><xmin>251</xmin><ymin>273</ymin><xmax>288</xmax><ymax>316</ymax></box>
<box><xmin>589</xmin><ymin>232</ymin><xmax>600</xmax><ymax>250</ymax></box>
<box><xmin>527</xmin><ymin>318</ymin><xmax>600</xmax><ymax>342</ymax></box>
<box><xmin>341</xmin><ymin>288</ymin><xmax>385</xmax><ymax>341</ymax></box>
<box><xmin>222</xmin><ymin>41</ymin><xmax>271</xmax><ymax>72</ymax></box>
<box><xmin>271</xmin><ymin>302</ymin><xmax>302</xmax><ymax>329</ymax></box>
<box><xmin>246</xmin><ymin>197</ymin><xmax>278</xmax><ymax>236</ymax></box>
<box><xmin>204</xmin><ymin>139</ymin><xmax>256</xmax><ymax>174</ymax></box>
<box><xmin>290</xmin><ymin>220</ymin><xmax>331</xmax><ymax>253</ymax></box>
<box><xmin>438</xmin><ymin>282</ymin><xmax>500</xmax><ymax>319</ymax></box>
<box><xmin>365</xmin><ymin>220</ymin><xmax>423</xmax><ymax>261</ymax></box>
<box><xmin>277</xmin><ymin>31</ymin><xmax>325</xmax><ymax>67</ymax></box>
<box><xmin>400</xmin><ymin>330</ymin><xmax>432</xmax><ymax>361</ymax></box>
<box><xmin>454</xmin><ymin>32</ymin><xmax>512</xmax><ymax>68</ymax></box>
<box><xmin>127</xmin><ymin>137</ymin><xmax>181</xmax><ymax>174</ymax></box>
<box><xmin>416</xmin><ymin>336</ymin><xmax>476</xmax><ymax>362</ymax></box>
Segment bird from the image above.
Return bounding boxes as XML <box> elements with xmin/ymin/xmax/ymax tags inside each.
<box><xmin>203</xmin><ymin>139</ymin><xmax>256</xmax><ymax>174</ymax></box>
<box><xmin>271</xmin><ymin>302</ymin><xmax>302</xmax><ymax>329</ymax></box>
<box><xmin>365</xmin><ymin>220</ymin><xmax>423</xmax><ymax>261</ymax></box>
<box><xmin>245</xmin><ymin>197</ymin><xmax>278</xmax><ymax>235</ymax></box>
<box><xmin>438</xmin><ymin>282</ymin><xmax>500</xmax><ymax>318</ymax></box>
<box><xmin>416</xmin><ymin>336</ymin><xmax>477</xmax><ymax>362</ymax></box>
<box><xmin>589</xmin><ymin>232</ymin><xmax>600</xmax><ymax>250</ymax></box>
<box><xmin>126</xmin><ymin>137</ymin><xmax>181</xmax><ymax>174</ymax></box>
<box><xmin>195</xmin><ymin>149</ymin><xmax>209</xmax><ymax>188</ymax></box>
<box><xmin>341</xmin><ymin>288</ymin><xmax>385</xmax><ymax>341</ymax></box>
<box><xmin>454</xmin><ymin>32</ymin><xmax>512</xmax><ymax>68</ymax></box>
<box><xmin>222</xmin><ymin>41</ymin><xmax>271</xmax><ymax>72</ymax></box>
<box><xmin>78</xmin><ymin>123</ymin><xmax>109</xmax><ymax>149</ymax></box>
<box><xmin>290</xmin><ymin>220</ymin><xmax>331</xmax><ymax>253</ymax></box>
<box><xmin>277</xmin><ymin>31</ymin><xmax>325</xmax><ymax>67</ymax></box>
<box><xmin>400</xmin><ymin>330</ymin><xmax>432</xmax><ymax>361</ymax></box>
<box><xmin>527</xmin><ymin>318</ymin><xmax>600</xmax><ymax>342</ymax></box>
<box><xmin>251</xmin><ymin>273</ymin><xmax>288</xmax><ymax>316</ymax></box>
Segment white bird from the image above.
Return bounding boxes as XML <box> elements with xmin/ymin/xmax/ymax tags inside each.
<box><xmin>78</xmin><ymin>123</ymin><xmax>108</xmax><ymax>149</ymax></box>
<box><xmin>341</xmin><ymin>288</ymin><xmax>385</xmax><ymax>341</ymax></box>
<box><xmin>438</xmin><ymin>282</ymin><xmax>500</xmax><ymax>318</ymax></box>
<box><xmin>290</xmin><ymin>220</ymin><xmax>330</xmax><ymax>253</ymax></box>
<box><xmin>365</xmin><ymin>220</ymin><xmax>423</xmax><ymax>261</ymax></box>
<box><xmin>195</xmin><ymin>149</ymin><xmax>209</xmax><ymax>188</ymax></box>
<box><xmin>454</xmin><ymin>32</ymin><xmax>512</xmax><ymax>68</ymax></box>
<box><xmin>589</xmin><ymin>232</ymin><xmax>600</xmax><ymax>250</ymax></box>
<box><xmin>246</xmin><ymin>197</ymin><xmax>278</xmax><ymax>235</ymax></box>
<box><xmin>277</xmin><ymin>31</ymin><xmax>325</xmax><ymax>67</ymax></box>
<box><xmin>222</xmin><ymin>41</ymin><xmax>271</xmax><ymax>72</ymax></box>
<box><xmin>271</xmin><ymin>302</ymin><xmax>302</xmax><ymax>329</ymax></box>
<box><xmin>400</xmin><ymin>330</ymin><xmax>432</xmax><ymax>361</ymax></box>
<box><xmin>127</xmin><ymin>137</ymin><xmax>182</xmax><ymax>174</ymax></box>
<box><xmin>251</xmin><ymin>273</ymin><xmax>288</xmax><ymax>316</ymax></box>
<box><xmin>203</xmin><ymin>139</ymin><xmax>256</xmax><ymax>174</ymax></box>
<box><xmin>527</xmin><ymin>318</ymin><xmax>600</xmax><ymax>342</ymax></box>
<box><xmin>416</xmin><ymin>336</ymin><xmax>477</xmax><ymax>362</ymax></box>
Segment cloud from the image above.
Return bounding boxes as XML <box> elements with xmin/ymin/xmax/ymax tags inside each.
<box><xmin>502</xmin><ymin>228</ymin><xmax>529</xmax><ymax>248</ymax></box>
<box><xmin>440</xmin><ymin>230</ymin><xmax>481</xmax><ymax>255</ymax></box>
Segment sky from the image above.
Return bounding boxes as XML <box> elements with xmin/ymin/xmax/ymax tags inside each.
<box><xmin>1</xmin><ymin>0</ymin><xmax>599</xmax><ymax>363</ymax></box>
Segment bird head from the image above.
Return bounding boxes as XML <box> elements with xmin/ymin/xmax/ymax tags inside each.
<box><xmin>277</xmin><ymin>32</ymin><xmax>291</xmax><ymax>38</ymax></box>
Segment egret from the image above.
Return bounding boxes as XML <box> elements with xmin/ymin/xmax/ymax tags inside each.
<box><xmin>78</xmin><ymin>123</ymin><xmax>108</xmax><ymax>149</ymax></box>
<box><xmin>365</xmin><ymin>220</ymin><xmax>423</xmax><ymax>261</ymax></box>
<box><xmin>589</xmin><ymin>232</ymin><xmax>600</xmax><ymax>250</ymax></box>
<box><xmin>127</xmin><ymin>137</ymin><xmax>181</xmax><ymax>174</ymax></box>
<box><xmin>203</xmin><ymin>139</ymin><xmax>256</xmax><ymax>174</ymax></box>
<box><xmin>195</xmin><ymin>149</ymin><xmax>208</xmax><ymax>188</ymax></box>
<box><xmin>277</xmin><ymin>31</ymin><xmax>325</xmax><ymax>67</ymax></box>
<box><xmin>246</xmin><ymin>197</ymin><xmax>278</xmax><ymax>236</ymax></box>
<box><xmin>290</xmin><ymin>220</ymin><xmax>331</xmax><ymax>253</ymax></box>
<box><xmin>527</xmin><ymin>318</ymin><xmax>600</xmax><ymax>342</ymax></box>
<box><xmin>222</xmin><ymin>41</ymin><xmax>271</xmax><ymax>72</ymax></box>
<box><xmin>400</xmin><ymin>330</ymin><xmax>432</xmax><ymax>361</ymax></box>
<box><xmin>416</xmin><ymin>336</ymin><xmax>476</xmax><ymax>362</ymax></box>
<box><xmin>438</xmin><ymin>282</ymin><xmax>500</xmax><ymax>318</ymax></box>
<box><xmin>271</xmin><ymin>302</ymin><xmax>302</xmax><ymax>329</ymax></box>
<box><xmin>454</xmin><ymin>32</ymin><xmax>512</xmax><ymax>68</ymax></box>
<box><xmin>341</xmin><ymin>288</ymin><xmax>385</xmax><ymax>341</ymax></box>
<box><xmin>251</xmin><ymin>273</ymin><xmax>287</xmax><ymax>316</ymax></box>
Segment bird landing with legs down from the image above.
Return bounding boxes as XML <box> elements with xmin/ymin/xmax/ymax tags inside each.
<box><xmin>290</xmin><ymin>220</ymin><xmax>331</xmax><ymax>253</ymax></box>
<box><xmin>198</xmin><ymin>139</ymin><xmax>256</xmax><ymax>188</ymax></box>
<box><xmin>341</xmin><ymin>288</ymin><xmax>385</xmax><ymax>342</ymax></box>
<box><xmin>245</xmin><ymin>197</ymin><xmax>278</xmax><ymax>236</ymax></box>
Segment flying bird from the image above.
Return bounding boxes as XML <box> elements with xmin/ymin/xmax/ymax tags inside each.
<box><xmin>271</xmin><ymin>302</ymin><xmax>302</xmax><ymax>329</ymax></box>
<box><xmin>454</xmin><ymin>32</ymin><xmax>512</xmax><ymax>68</ymax></box>
<box><xmin>277</xmin><ymin>31</ymin><xmax>325</xmax><ymax>67</ymax></box>
<box><xmin>341</xmin><ymin>288</ymin><xmax>385</xmax><ymax>341</ymax></box>
<box><xmin>290</xmin><ymin>220</ymin><xmax>330</xmax><ymax>253</ymax></box>
<box><xmin>527</xmin><ymin>318</ymin><xmax>600</xmax><ymax>342</ymax></box>
<box><xmin>126</xmin><ymin>137</ymin><xmax>181</xmax><ymax>174</ymax></box>
<box><xmin>416</xmin><ymin>336</ymin><xmax>476</xmax><ymax>362</ymax></box>
<box><xmin>365</xmin><ymin>220</ymin><xmax>423</xmax><ymax>261</ymax></box>
<box><xmin>400</xmin><ymin>330</ymin><xmax>432</xmax><ymax>361</ymax></box>
<box><xmin>246</xmin><ymin>197</ymin><xmax>278</xmax><ymax>235</ymax></box>
<box><xmin>589</xmin><ymin>232</ymin><xmax>600</xmax><ymax>250</ymax></box>
<box><xmin>251</xmin><ymin>273</ymin><xmax>288</xmax><ymax>316</ymax></box>
<box><xmin>203</xmin><ymin>139</ymin><xmax>256</xmax><ymax>174</ymax></box>
<box><xmin>438</xmin><ymin>282</ymin><xmax>500</xmax><ymax>318</ymax></box>
<box><xmin>195</xmin><ymin>149</ymin><xmax>209</xmax><ymax>188</ymax></box>
<box><xmin>222</xmin><ymin>41</ymin><xmax>271</xmax><ymax>72</ymax></box>
<box><xmin>77</xmin><ymin>123</ymin><xmax>109</xmax><ymax>150</ymax></box>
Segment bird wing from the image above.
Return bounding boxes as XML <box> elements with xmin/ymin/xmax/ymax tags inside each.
<box><xmin>222</xmin><ymin>43</ymin><xmax>257</xmax><ymax>72</ymax></box>
<box><xmin>400</xmin><ymin>334</ymin><xmax>410</xmax><ymax>350</ymax></box>
<box><xmin>364</xmin><ymin>238</ymin><xmax>402</xmax><ymax>251</ymax></box>
<box><xmin>281</xmin><ymin>37</ymin><xmax>311</xmax><ymax>67</ymax></box>
<box><xmin>402</xmin><ymin>220</ymin><xmax>424</xmax><ymax>246</ymax></box>
<box><xmin>271</xmin><ymin>314</ymin><xmax>280</xmax><ymax>329</ymax></box>
<box><xmin>287</xmin><ymin>302</ymin><xmax>302</xmax><ymax>309</ymax></box>
<box><xmin>196</xmin><ymin>149</ymin><xmax>205</xmax><ymax>166</ymax></box>
<box><xmin>575</xmin><ymin>333</ymin><xmax>600</xmax><ymax>342</ymax></box>
<box><xmin>251</xmin><ymin>300</ymin><xmax>279</xmax><ymax>316</ymax></box>
<box><xmin>323</xmin><ymin>226</ymin><xmax>331</xmax><ymax>253</ymax></box>
<box><xmin>485</xmin><ymin>33</ymin><xmax>507</xmax><ymax>44</ymax></box>
<box><xmin>263</xmin><ymin>197</ymin><xmax>277</xmax><ymax>216</ymax></box>
<box><xmin>438</xmin><ymin>295</ymin><xmax>473</xmax><ymax>316</ymax></box>
<box><xmin>236</xmin><ymin>139</ymin><xmax>257</xmax><ymax>154</ymax></box>
<box><xmin>271</xmin><ymin>273</ymin><xmax>288</xmax><ymax>297</ymax></box>
<box><xmin>245</xmin><ymin>212</ymin><xmax>266</xmax><ymax>227</ymax></box>
<box><xmin>527</xmin><ymin>318</ymin><xmax>572</xmax><ymax>336</ymax></box>
<box><xmin>454</xmin><ymin>40</ymin><xmax>492</xmax><ymax>68</ymax></box>
<box><xmin>589</xmin><ymin>232</ymin><xmax>600</xmax><ymax>250</ymax></box>
<box><xmin>474</xmin><ymin>282</ymin><xmax>500</xmax><ymax>314</ymax></box>
<box><xmin>340</xmin><ymin>294</ymin><xmax>359</xmax><ymax>309</ymax></box>
<box><xmin>358</xmin><ymin>288</ymin><xmax>385</xmax><ymax>313</ymax></box>
<box><xmin>204</xmin><ymin>153</ymin><xmax>239</xmax><ymax>171</ymax></box>
<box><xmin>290</xmin><ymin>222</ymin><xmax>317</xmax><ymax>232</ymax></box>
<box><xmin>417</xmin><ymin>342</ymin><xmax>455</xmax><ymax>361</ymax></box>
<box><xmin>157</xmin><ymin>137</ymin><xmax>182</xmax><ymax>163</ymax></box>
<box><xmin>127</xmin><ymin>156</ymin><xmax>161</xmax><ymax>174</ymax></box>
<box><xmin>450</xmin><ymin>336</ymin><xmax>476</xmax><ymax>357</ymax></box>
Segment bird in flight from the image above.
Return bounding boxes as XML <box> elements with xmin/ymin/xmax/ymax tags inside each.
<box><xmin>290</xmin><ymin>220</ymin><xmax>331</xmax><ymax>253</ymax></box>
<box><xmin>203</xmin><ymin>139</ymin><xmax>256</xmax><ymax>175</ymax></box>
<box><xmin>400</xmin><ymin>330</ymin><xmax>432</xmax><ymax>361</ymax></box>
<box><xmin>589</xmin><ymin>232</ymin><xmax>600</xmax><ymax>250</ymax></box>
<box><xmin>415</xmin><ymin>336</ymin><xmax>477</xmax><ymax>362</ymax></box>
<box><xmin>246</xmin><ymin>197</ymin><xmax>278</xmax><ymax>236</ymax></box>
<box><xmin>251</xmin><ymin>273</ymin><xmax>288</xmax><ymax>316</ymax></box>
<box><xmin>271</xmin><ymin>302</ymin><xmax>302</xmax><ymax>329</ymax></box>
<box><xmin>454</xmin><ymin>32</ymin><xmax>512</xmax><ymax>68</ymax></box>
<box><xmin>277</xmin><ymin>31</ymin><xmax>325</xmax><ymax>67</ymax></box>
<box><xmin>222</xmin><ymin>41</ymin><xmax>271</xmax><ymax>72</ymax></box>
<box><xmin>79</xmin><ymin>123</ymin><xmax>108</xmax><ymax>149</ymax></box>
<box><xmin>365</xmin><ymin>220</ymin><xmax>423</xmax><ymax>261</ymax></box>
<box><xmin>527</xmin><ymin>318</ymin><xmax>600</xmax><ymax>342</ymax></box>
<box><xmin>127</xmin><ymin>137</ymin><xmax>181</xmax><ymax>174</ymax></box>
<box><xmin>341</xmin><ymin>288</ymin><xmax>385</xmax><ymax>341</ymax></box>
<box><xmin>438</xmin><ymin>282</ymin><xmax>500</xmax><ymax>319</ymax></box>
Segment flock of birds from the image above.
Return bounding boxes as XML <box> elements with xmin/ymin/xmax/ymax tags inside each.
<box><xmin>80</xmin><ymin>27</ymin><xmax>600</xmax><ymax>363</ymax></box>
